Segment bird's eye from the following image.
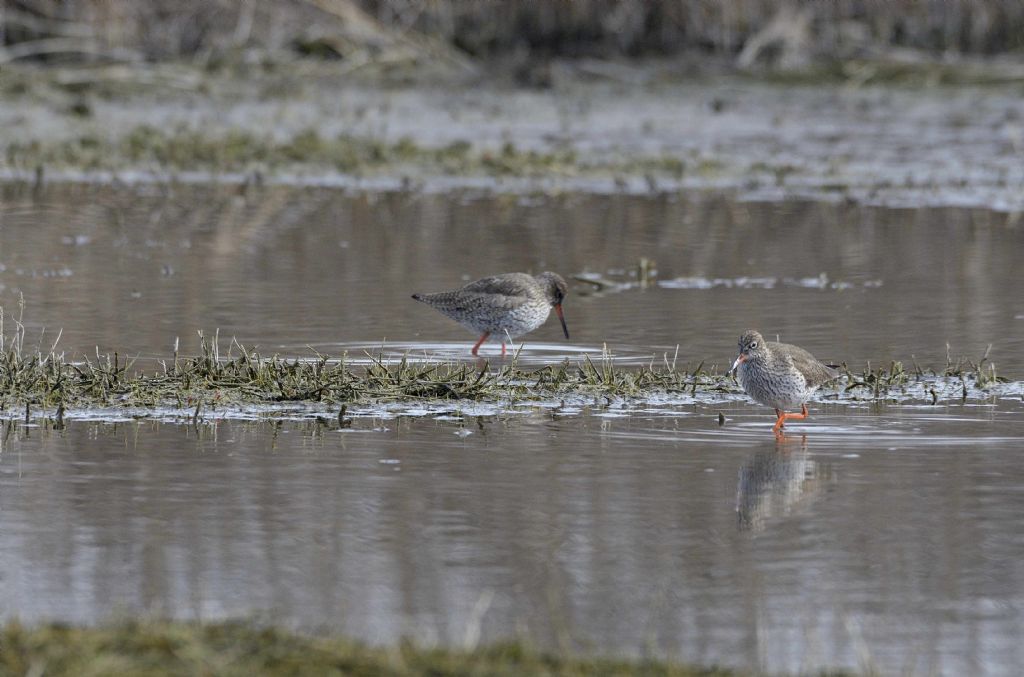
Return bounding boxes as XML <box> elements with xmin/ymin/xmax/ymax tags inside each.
<box><xmin>750</xmin><ymin>341</ymin><xmax>757</xmax><ymax>349</ymax></box>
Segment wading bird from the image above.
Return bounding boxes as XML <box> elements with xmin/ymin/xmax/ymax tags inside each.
<box><xmin>412</xmin><ymin>272</ymin><xmax>570</xmax><ymax>356</ymax></box>
<box><xmin>732</xmin><ymin>329</ymin><xmax>838</xmax><ymax>433</ymax></box>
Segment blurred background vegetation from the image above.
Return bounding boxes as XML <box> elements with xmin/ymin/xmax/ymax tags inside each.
<box><xmin>2</xmin><ymin>0</ymin><xmax>1023</xmax><ymax>75</ymax></box>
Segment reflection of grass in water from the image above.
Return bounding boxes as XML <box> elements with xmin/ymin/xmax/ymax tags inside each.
<box><xmin>0</xmin><ymin>308</ymin><xmax>1010</xmax><ymax>413</ymax></box>
<box><xmin>0</xmin><ymin>619</ymin><xmax>775</xmax><ymax>676</ymax></box>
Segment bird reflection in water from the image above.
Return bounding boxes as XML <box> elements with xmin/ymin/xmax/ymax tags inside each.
<box><xmin>735</xmin><ymin>436</ymin><xmax>831</xmax><ymax>531</ymax></box>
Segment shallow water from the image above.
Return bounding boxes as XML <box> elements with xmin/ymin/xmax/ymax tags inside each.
<box><xmin>2</xmin><ymin>182</ymin><xmax>1024</xmax><ymax>675</ymax></box>
<box><xmin>2</xmin><ymin>404</ymin><xmax>1023</xmax><ymax>676</ymax></box>
<box><xmin>1</xmin><ymin>182</ymin><xmax>1022</xmax><ymax>373</ymax></box>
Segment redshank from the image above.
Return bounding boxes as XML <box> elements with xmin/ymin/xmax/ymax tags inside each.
<box><xmin>412</xmin><ymin>272</ymin><xmax>570</xmax><ymax>356</ymax></box>
<box><xmin>731</xmin><ymin>330</ymin><xmax>838</xmax><ymax>432</ymax></box>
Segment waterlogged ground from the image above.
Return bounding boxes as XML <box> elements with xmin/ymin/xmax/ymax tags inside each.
<box><xmin>2</xmin><ymin>73</ymin><xmax>1024</xmax><ymax>211</ymax></box>
<box><xmin>2</xmin><ymin>182</ymin><xmax>1024</xmax><ymax>675</ymax></box>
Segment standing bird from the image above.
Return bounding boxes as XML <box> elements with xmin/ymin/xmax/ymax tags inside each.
<box><xmin>731</xmin><ymin>330</ymin><xmax>838</xmax><ymax>433</ymax></box>
<box><xmin>412</xmin><ymin>272</ymin><xmax>570</xmax><ymax>356</ymax></box>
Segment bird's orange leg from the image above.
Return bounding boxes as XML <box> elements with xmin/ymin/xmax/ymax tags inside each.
<box><xmin>471</xmin><ymin>332</ymin><xmax>491</xmax><ymax>356</ymax></box>
<box><xmin>501</xmin><ymin>342</ymin><xmax>506</xmax><ymax>356</ymax></box>
<box><xmin>771</xmin><ymin>404</ymin><xmax>810</xmax><ymax>432</ymax></box>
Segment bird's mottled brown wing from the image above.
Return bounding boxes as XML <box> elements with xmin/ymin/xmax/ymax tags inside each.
<box><xmin>411</xmin><ymin>273</ymin><xmax>541</xmax><ymax>323</ymax></box>
<box><xmin>412</xmin><ymin>290</ymin><xmax>519</xmax><ymax>314</ymax></box>
<box><xmin>460</xmin><ymin>273</ymin><xmax>537</xmax><ymax>298</ymax></box>
<box><xmin>773</xmin><ymin>342</ymin><xmax>839</xmax><ymax>388</ymax></box>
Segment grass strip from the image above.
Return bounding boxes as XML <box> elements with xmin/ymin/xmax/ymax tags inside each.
<box><xmin>0</xmin><ymin>619</ymin><xmax>854</xmax><ymax>677</ymax></box>
<box><xmin>0</xmin><ymin>305</ymin><xmax>1010</xmax><ymax>411</ymax></box>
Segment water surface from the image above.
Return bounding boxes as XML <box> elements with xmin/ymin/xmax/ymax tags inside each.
<box><xmin>1</xmin><ymin>182</ymin><xmax>1022</xmax><ymax>374</ymax></box>
<box><xmin>1</xmin><ymin>403</ymin><xmax>1023</xmax><ymax>676</ymax></box>
<box><xmin>2</xmin><ymin>182</ymin><xmax>1024</xmax><ymax>676</ymax></box>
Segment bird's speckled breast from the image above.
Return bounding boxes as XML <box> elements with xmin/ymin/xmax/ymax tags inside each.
<box><xmin>738</xmin><ymin>358</ymin><xmax>812</xmax><ymax>411</ymax></box>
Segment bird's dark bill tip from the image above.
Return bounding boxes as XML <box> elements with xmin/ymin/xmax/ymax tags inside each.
<box><xmin>555</xmin><ymin>304</ymin><xmax>569</xmax><ymax>339</ymax></box>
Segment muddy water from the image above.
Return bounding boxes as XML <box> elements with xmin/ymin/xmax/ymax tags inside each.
<box><xmin>2</xmin><ymin>182</ymin><xmax>1024</xmax><ymax>675</ymax></box>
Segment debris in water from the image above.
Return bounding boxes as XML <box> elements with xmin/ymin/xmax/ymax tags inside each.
<box><xmin>338</xmin><ymin>404</ymin><xmax>353</xmax><ymax>427</ymax></box>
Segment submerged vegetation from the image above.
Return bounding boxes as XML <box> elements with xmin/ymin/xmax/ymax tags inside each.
<box><xmin>0</xmin><ymin>306</ymin><xmax>1011</xmax><ymax>415</ymax></box>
